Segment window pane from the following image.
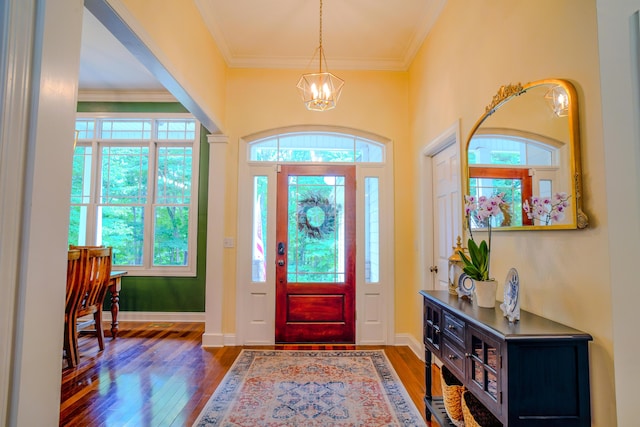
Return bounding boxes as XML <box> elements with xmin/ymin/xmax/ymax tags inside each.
<box><xmin>279</xmin><ymin>133</ymin><xmax>354</xmax><ymax>162</ymax></box>
<box><xmin>156</xmin><ymin>146</ymin><xmax>192</xmax><ymax>204</ymax></box>
<box><xmin>153</xmin><ymin>206</ymin><xmax>189</xmax><ymax>266</ymax></box>
<box><xmin>68</xmin><ymin>205</ymin><xmax>88</xmax><ymax>246</ymax></box>
<box><xmin>101</xmin><ymin>146</ymin><xmax>149</xmax><ymax>204</ymax></box>
<box><xmin>538</xmin><ymin>179</ymin><xmax>552</xmax><ymax>198</ymax></box>
<box><xmin>249</xmin><ymin>138</ymin><xmax>279</xmax><ymax>161</ymax></box>
<box><xmin>365</xmin><ymin>177</ymin><xmax>380</xmax><ymax>283</ymax></box>
<box><xmin>356</xmin><ymin>139</ymin><xmax>383</xmax><ymax>162</ymax></box>
<box><xmin>252</xmin><ymin>177</ymin><xmax>268</xmax><ymax>282</ymax></box>
<box><xmin>98</xmin><ymin>206</ymin><xmax>144</xmax><ymax>266</ymax></box>
<box><xmin>71</xmin><ymin>146</ymin><xmax>92</xmax><ymax>204</ymax></box>
<box><xmin>287</xmin><ymin>174</ymin><xmax>344</xmax><ymax>283</ymax></box>
<box><xmin>157</xmin><ymin>119</ymin><xmax>196</xmax><ymax>140</ymax></box>
<box><xmin>75</xmin><ymin>119</ymin><xmax>95</xmax><ymax>139</ymax></box>
<box><xmin>249</xmin><ymin>132</ymin><xmax>385</xmax><ymax>163</ymax></box>
<box><xmin>100</xmin><ymin>119</ymin><xmax>151</xmax><ymax>140</ymax></box>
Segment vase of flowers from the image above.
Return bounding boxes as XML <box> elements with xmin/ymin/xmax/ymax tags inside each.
<box><xmin>458</xmin><ymin>193</ymin><xmax>505</xmax><ymax>308</ymax></box>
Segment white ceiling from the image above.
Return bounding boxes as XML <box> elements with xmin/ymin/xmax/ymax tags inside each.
<box><xmin>78</xmin><ymin>0</ymin><xmax>446</xmax><ymax>91</ymax></box>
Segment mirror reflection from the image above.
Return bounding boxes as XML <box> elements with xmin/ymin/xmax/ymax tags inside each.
<box><xmin>463</xmin><ymin>79</ymin><xmax>588</xmax><ymax>230</ymax></box>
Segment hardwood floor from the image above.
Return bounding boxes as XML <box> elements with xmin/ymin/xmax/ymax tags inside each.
<box><xmin>60</xmin><ymin>321</ymin><xmax>441</xmax><ymax>426</ymax></box>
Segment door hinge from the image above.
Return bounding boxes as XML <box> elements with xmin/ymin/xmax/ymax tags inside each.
<box><xmin>276</xmin><ymin>164</ymin><xmax>281</xmax><ymax>173</ymax></box>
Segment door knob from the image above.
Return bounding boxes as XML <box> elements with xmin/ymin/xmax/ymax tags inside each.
<box><xmin>430</xmin><ymin>266</ymin><xmax>438</xmax><ymax>273</ymax></box>
<box><xmin>278</xmin><ymin>260</ymin><xmax>285</xmax><ymax>266</ymax></box>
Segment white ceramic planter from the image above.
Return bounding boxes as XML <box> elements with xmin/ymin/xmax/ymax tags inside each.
<box><xmin>474</xmin><ymin>279</ymin><xmax>498</xmax><ymax>308</ymax></box>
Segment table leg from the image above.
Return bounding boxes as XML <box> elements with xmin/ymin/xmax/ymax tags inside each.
<box><xmin>109</xmin><ymin>281</ymin><xmax>120</xmax><ymax>339</ymax></box>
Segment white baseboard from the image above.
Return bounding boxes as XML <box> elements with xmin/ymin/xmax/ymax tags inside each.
<box><xmin>394</xmin><ymin>333</ymin><xmax>425</xmax><ymax>361</ymax></box>
<box><xmin>201</xmin><ymin>332</ymin><xmax>224</xmax><ymax>347</ymax></box>
<box><xmin>102</xmin><ymin>311</ymin><xmax>206</xmax><ymax>323</ymax></box>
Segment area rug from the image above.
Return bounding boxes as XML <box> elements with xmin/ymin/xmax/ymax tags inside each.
<box><xmin>193</xmin><ymin>349</ymin><xmax>426</xmax><ymax>426</ymax></box>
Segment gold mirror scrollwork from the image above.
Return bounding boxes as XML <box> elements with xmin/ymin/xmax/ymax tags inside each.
<box><xmin>463</xmin><ymin>78</ymin><xmax>588</xmax><ymax>231</ymax></box>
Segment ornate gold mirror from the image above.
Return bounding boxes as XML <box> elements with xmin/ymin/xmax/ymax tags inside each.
<box><xmin>462</xmin><ymin>79</ymin><xmax>588</xmax><ymax>230</ymax></box>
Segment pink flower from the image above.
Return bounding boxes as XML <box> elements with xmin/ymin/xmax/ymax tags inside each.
<box><xmin>525</xmin><ymin>192</ymin><xmax>571</xmax><ymax>225</ymax></box>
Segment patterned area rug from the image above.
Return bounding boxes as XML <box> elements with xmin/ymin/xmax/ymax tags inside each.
<box><xmin>193</xmin><ymin>350</ymin><xmax>426</xmax><ymax>427</ymax></box>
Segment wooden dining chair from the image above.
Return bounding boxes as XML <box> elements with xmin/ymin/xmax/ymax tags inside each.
<box><xmin>66</xmin><ymin>246</ymin><xmax>112</xmax><ymax>365</ymax></box>
<box><xmin>63</xmin><ymin>249</ymin><xmax>84</xmax><ymax>368</ymax></box>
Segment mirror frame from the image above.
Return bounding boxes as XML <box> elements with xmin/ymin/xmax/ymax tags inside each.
<box><xmin>462</xmin><ymin>78</ymin><xmax>588</xmax><ymax>231</ymax></box>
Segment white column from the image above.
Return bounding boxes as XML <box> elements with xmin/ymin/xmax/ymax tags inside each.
<box><xmin>202</xmin><ymin>134</ymin><xmax>229</xmax><ymax>346</ymax></box>
<box><xmin>1</xmin><ymin>0</ymin><xmax>83</xmax><ymax>425</ymax></box>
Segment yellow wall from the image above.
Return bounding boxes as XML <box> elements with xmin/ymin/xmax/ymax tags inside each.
<box><xmin>117</xmin><ymin>0</ymin><xmax>227</xmax><ymax>131</ymax></box>
<box><xmin>409</xmin><ymin>0</ymin><xmax>613</xmax><ymax>425</ymax></box>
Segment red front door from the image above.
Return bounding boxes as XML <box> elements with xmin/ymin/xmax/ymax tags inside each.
<box><xmin>275</xmin><ymin>165</ymin><xmax>356</xmax><ymax>343</ymax></box>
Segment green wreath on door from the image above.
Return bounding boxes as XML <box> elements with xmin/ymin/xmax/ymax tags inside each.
<box><xmin>296</xmin><ymin>192</ymin><xmax>336</xmax><ymax>239</ymax></box>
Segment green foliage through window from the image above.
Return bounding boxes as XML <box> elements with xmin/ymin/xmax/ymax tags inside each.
<box><xmin>69</xmin><ymin>116</ymin><xmax>199</xmax><ymax>272</ymax></box>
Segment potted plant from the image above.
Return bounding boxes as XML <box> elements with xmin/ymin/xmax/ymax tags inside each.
<box><xmin>458</xmin><ymin>193</ymin><xmax>505</xmax><ymax>307</ymax></box>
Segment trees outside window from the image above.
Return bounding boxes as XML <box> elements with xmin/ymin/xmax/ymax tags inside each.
<box><xmin>69</xmin><ymin>115</ymin><xmax>200</xmax><ymax>276</ymax></box>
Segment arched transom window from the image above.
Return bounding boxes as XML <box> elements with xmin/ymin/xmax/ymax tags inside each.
<box><xmin>248</xmin><ymin>131</ymin><xmax>385</xmax><ymax>163</ymax></box>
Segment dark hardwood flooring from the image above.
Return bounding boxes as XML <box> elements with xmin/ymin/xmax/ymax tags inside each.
<box><xmin>60</xmin><ymin>321</ymin><xmax>442</xmax><ymax>427</ymax></box>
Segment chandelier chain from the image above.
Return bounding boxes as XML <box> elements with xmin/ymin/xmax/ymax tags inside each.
<box><xmin>318</xmin><ymin>0</ymin><xmax>323</xmax><ymax>72</ymax></box>
<box><xmin>319</xmin><ymin>0</ymin><xmax>323</xmax><ymax>50</ymax></box>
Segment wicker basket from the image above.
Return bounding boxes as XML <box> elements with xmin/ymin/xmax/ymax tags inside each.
<box><xmin>440</xmin><ymin>365</ymin><xmax>465</xmax><ymax>427</ymax></box>
<box><xmin>461</xmin><ymin>390</ymin><xmax>502</xmax><ymax>427</ymax></box>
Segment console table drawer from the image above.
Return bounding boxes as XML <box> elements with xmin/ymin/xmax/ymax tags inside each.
<box><xmin>443</xmin><ymin>311</ymin><xmax>465</xmax><ymax>345</ymax></box>
<box><xmin>441</xmin><ymin>337</ymin><xmax>465</xmax><ymax>379</ymax></box>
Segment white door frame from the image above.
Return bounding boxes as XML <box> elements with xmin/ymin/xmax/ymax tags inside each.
<box><xmin>235</xmin><ymin>126</ymin><xmax>395</xmax><ymax>345</ymax></box>
<box><xmin>420</xmin><ymin>120</ymin><xmax>462</xmax><ymax>291</ymax></box>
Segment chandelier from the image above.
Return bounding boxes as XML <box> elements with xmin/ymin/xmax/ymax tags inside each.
<box><xmin>296</xmin><ymin>0</ymin><xmax>344</xmax><ymax>111</ymax></box>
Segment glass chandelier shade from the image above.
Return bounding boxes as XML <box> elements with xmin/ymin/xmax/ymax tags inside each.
<box><xmin>297</xmin><ymin>0</ymin><xmax>344</xmax><ymax>112</ymax></box>
<box><xmin>544</xmin><ymin>85</ymin><xmax>569</xmax><ymax>117</ymax></box>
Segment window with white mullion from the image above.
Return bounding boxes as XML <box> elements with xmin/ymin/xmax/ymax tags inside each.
<box><xmin>69</xmin><ymin>113</ymin><xmax>200</xmax><ymax>275</ymax></box>
<box><xmin>153</xmin><ymin>143</ymin><xmax>194</xmax><ymax>266</ymax></box>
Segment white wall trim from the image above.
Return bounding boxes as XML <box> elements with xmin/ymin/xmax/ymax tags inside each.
<box><xmin>0</xmin><ymin>1</ymin><xmax>37</xmax><ymax>423</ymax></box>
<box><xmin>77</xmin><ymin>89</ymin><xmax>176</xmax><ymax>102</ymax></box>
<box><xmin>204</xmin><ymin>133</ymin><xmax>229</xmax><ymax>348</ymax></box>
<box><xmin>102</xmin><ymin>311</ymin><xmax>206</xmax><ymax>323</ymax></box>
<box><xmin>3</xmin><ymin>1</ymin><xmax>83</xmax><ymax>425</ymax></box>
<box><xmin>394</xmin><ymin>333</ymin><xmax>424</xmax><ymax>362</ymax></box>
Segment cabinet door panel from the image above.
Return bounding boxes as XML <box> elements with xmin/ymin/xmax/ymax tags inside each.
<box><xmin>467</xmin><ymin>326</ymin><xmax>502</xmax><ymax>416</ymax></box>
<box><xmin>423</xmin><ymin>299</ymin><xmax>442</xmax><ymax>355</ymax></box>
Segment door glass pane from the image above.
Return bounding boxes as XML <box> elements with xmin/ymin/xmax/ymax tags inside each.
<box><xmin>287</xmin><ymin>174</ymin><xmax>345</xmax><ymax>283</ymax></box>
<box><xmin>365</xmin><ymin>177</ymin><xmax>379</xmax><ymax>283</ymax></box>
<box><xmin>487</xmin><ymin>371</ymin><xmax>498</xmax><ymax>400</ymax></box>
<box><xmin>469</xmin><ymin>177</ymin><xmax>522</xmax><ymax>227</ymax></box>
<box><xmin>252</xmin><ymin>176</ymin><xmax>268</xmax><ymax>282</ymax></box>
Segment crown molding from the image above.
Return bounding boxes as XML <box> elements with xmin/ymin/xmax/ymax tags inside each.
<box><xmin>77</xmin><ymin>90</ymin><xmax>177</xmax><ymax>102</ymax></box>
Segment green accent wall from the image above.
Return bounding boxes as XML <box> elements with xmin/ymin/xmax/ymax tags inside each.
<box><xmin>79</xmin><ymin>102</ymin><xmax>209</xmax><ymax>312</ymax></box>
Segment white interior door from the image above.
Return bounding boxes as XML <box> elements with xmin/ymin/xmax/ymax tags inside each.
<box><xmin>432</xmin><ymin>144</ymin><xmax>461</xmax><ymax>290</ymax></box>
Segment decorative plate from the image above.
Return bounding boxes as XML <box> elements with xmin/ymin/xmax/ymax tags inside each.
<box><xmin>457</xmin><ymin>273</ymin><xmax>475</xmax><ymax>298</ymax></box>
<box><xmin>500</xmin><ymin>268</ymin><xmax>520</xmax><ymax>322</ymax></box>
